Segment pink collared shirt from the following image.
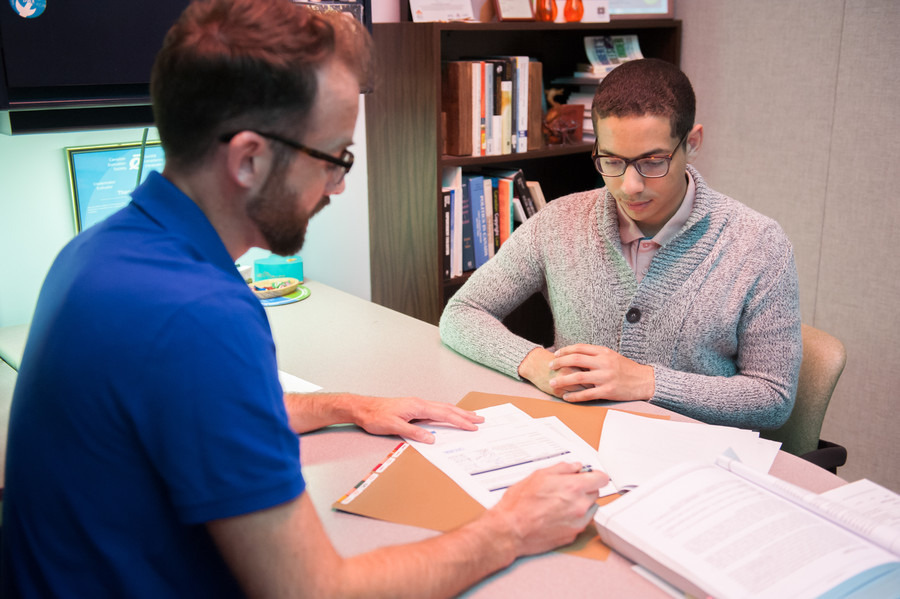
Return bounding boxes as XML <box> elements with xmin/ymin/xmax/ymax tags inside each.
<box><xmin>617</xmin><ymin>170</ymin><xmax>696</xmax><ymax>284</ymax></box>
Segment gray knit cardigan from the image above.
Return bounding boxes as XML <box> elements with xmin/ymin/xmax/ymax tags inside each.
<box><xmin>440</xmin><ymin>165</ymin><xmax>802</xmax><ymax>430</ymax></box>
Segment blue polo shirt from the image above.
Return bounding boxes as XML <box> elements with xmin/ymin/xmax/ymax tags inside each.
<box><xmin>2</xmin><ymin>172</ymin><xmax>306</xmax><ymax>597</ymax></box>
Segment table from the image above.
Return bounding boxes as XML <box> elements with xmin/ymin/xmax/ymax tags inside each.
<box><xmin>268</xmin><ymin>280</ymin><xmax>844</xmax><ymax>598</ymax></box>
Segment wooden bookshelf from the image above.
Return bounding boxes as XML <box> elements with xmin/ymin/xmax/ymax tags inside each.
<box><xmin>365</xmin><ymin>21</ymin><xmax>681</xmax><ymax>339</ymax></box>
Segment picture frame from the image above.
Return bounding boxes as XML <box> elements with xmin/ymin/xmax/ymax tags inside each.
<box><xmin>609</xmin><ymin>0</ymin><xmax>673</xmax><ymax>19</ymax></box>
<box><xmin>493</xmin><ymin>0</ymin><xmax>534</xmax><ymax>21</ymax></box>
<box><xmin>66</xmin><ymin>141</ymin><xmax>166</xmax><ymax>233</ymax></box>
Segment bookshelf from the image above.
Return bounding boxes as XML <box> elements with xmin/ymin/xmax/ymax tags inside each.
<box><xmin>365</xmin><ymin>20</ymin><xmax>681</xmax><ymax>340</ymax></box>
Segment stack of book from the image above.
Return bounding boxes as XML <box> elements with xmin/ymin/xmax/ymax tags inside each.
<box><xmin>441</xmin><ymin>166</ymin><xmax>547</xmax><ymax>280</ymax></box>
<box><xmin>441</xmin><ymin>56</ymin><xmax>543</xmax><ymax>157</ymax></box>
<box><xmin>551</xmin><ymin>34</ymin><xmax>646</xmax><ymax>141</ymax></box>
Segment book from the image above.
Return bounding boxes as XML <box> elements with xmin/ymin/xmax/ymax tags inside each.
<box><xmin>441</xmin><ymin>188</ymin><xmax>451</xmax><ymax>280</ymax></box>
<box><xmin>463</xmin><ymin>174</ymin><xmax>489</xmax><ymax>268</ymax></box>
<box><xmin>497</xmin><ymin>55</ymin><xmax>529</xmax><ymax>153</ymax></box>
<box><xmin>525</xmin><ymin>180</ymin><xmax>547</xmax><ymax>212</ymax></box>
<box><xmin>527</xmin><ymin>59</ymin><xmax>543</xmax><ymax>151</ymax></box>
<box><xmin>494</xmin><ymin>174</ymin><xmax>513</xmax><ymax>246</ymax></box>
<box><xmin>483</xmin><ymin>62</ymin><xmax>494</xmax><ymax>155</ymax></box>
<box><xmin>441</xmin><ymin>61</ymin><xmax>473</xmax><ymax>156</ymax></box>
<box><xmin>471</xmin><ymin>61</ymin><xmax>483</xmax><ymax>157</ymax></box>
<box><xmin>485</xmin><ymin>60</ymin><xmax>505</xmax><ymax>156</ymax></box>
<box><xmin>594</xmin><ymin>456</ymin><xmax>900</xmax><ymax>599</ymax></box>
<box><xmin>488</xmin><ymin>177</ymin><xmax>500</xmax><ymax>255</ymax></box>
<box><xmin>441</xmin><ymin>167</ymin><xmax>464</xmax><ymax>278</ymax></box>
<box><xmin>512</xmin><ymin>56</ymin><xmax>529</xmax><ymax>153</ymax></box>
<box><xmin>482</xmin><ymin>168</ymin><xmax>536</xmax><ymax>218</ymax></box>
<box><xmin>494</xmin><ymin>58</ymin><xmax>514</xmax><ymax>155</ymax></box>
<box><xmin>460</xmin><ymin>176</ymin><xmax>476</xmax><ymax>272</ymax></box>
<box><xmin>511</xmin><ymin>196</ymin><xmax>527</xmax><ymax>223</ymax></box>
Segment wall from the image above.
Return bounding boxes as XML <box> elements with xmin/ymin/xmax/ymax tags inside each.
<box><xmin>0</xmin><ymin>96</ymin><xmax>372</xmax><ymax>328</ymax></box>
<box><xmin>677</xmin><ymin>0</ymin><xmax>900</xmax><ymax>491</ymax></box>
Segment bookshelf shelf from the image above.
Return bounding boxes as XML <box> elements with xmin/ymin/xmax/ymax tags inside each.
<box><xmin>365</xmin><ymin>20</ymin><xmax>681</xmax><ymax>330</ymax></box>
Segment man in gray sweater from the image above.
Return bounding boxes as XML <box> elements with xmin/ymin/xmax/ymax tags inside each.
<box><xmin>440</xmin><ymin>58</ymin><xmax>801</xmax><ymax>430</ymax></box>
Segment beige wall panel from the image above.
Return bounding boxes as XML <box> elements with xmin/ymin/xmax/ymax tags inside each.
<box><xmin>816</xmin><ymin>0</ymin><xmax>900</xmax><ymax>491</ymax></box>
<box><xmin>677</xmin><ymin>0</ymin><xmax>900</xmax><ymax>492</ymax></box>
<box><xmin>677</xmin><ymin>0</ymin><xmax>843</xmax><ymax>322</ymax></box>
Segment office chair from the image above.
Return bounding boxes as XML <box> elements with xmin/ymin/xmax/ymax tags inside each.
<box><xmin>762</xmin><ymin>324</ymin><xmax>848</xmax><ymax>474</ymax></box>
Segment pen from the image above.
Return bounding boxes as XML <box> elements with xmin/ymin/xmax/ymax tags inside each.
<box><xmin>579</xmin><ymin>465</ymin><xmax>593</xmax><ymax>473</ymax></box>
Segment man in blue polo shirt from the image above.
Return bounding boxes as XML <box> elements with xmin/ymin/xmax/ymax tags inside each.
<box><xmin>1</xmin><ymin>0</ymin><xmax>608</xmax><ymax>596</ymax></box>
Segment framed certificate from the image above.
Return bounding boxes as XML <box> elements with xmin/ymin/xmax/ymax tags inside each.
<box><xmin>610</xmin><ymin>0</ymin><xmax>673</xmax><ymax>19</ymax></box>
<box><xmin>493</xmin><ymin>0</ymin><xmax>534</xmax><ymax>21</ymax></box>
<box><xmin>66</xmin><ymin>141</ymin><xmax>166</xmax><ymax>233</ymax></box>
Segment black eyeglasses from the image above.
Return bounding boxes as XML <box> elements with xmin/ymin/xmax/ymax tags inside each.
<box><xmin>592</xmin><ymin>130</ymin><xmax>689</xmax><ymax>178</ymax></box>
<box><xmin>219</xmin><ymin>130</ymin><xmax>354</xmax><ymax>184</ymax></box>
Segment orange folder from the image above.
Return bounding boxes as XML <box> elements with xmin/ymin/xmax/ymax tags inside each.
<box><xmin>332</xmin><ymin>391</ymin><xmax>668</xmax><ymax>561</ymax></box>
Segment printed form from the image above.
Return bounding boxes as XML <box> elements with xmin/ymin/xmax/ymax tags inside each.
<box><xmin>405</xmin><ymin>403</ymin><xmax>616</xmax><ymax>508</ymax></box>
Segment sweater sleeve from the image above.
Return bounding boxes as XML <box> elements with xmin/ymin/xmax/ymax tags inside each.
<box><xmin>650</xmin><ymin>237</ymin><xmax>803</xmax><ymax>430</ymax></box>
<box><xmin>439</xmin><ymin>211</ymin><xmax>550</xmax><ymax>379</ymax></box>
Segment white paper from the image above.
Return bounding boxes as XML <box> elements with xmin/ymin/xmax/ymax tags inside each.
<box><xmin>278</xmin><ymin>369</ymin><xmax>322</xmax><ymax>393</ymax></box>
<box><xmin>405</xmin><ymin>403</ymin><xmax>615</xmax><ymax>507</ymax></box>
<box><xmin>597</xmin><ymin>409</ymin><xmax>781</xmax><ymax>492</ymax></box>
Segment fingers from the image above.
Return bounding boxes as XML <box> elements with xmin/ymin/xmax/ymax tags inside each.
<box><xmin>554</xmin><ymin>344</ymin><xmax>603</xmax><ymax>358</ymax></box>
<box><xmin>422</xmin><ymin>403</ymin><xmax>484</xmax><ymax>431</ymax></box>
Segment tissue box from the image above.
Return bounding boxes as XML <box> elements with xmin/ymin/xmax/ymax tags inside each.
<box><xmin>253</xmin><ymin>255</ymin><xmax>303</xmax><ymax>282</ymax></box>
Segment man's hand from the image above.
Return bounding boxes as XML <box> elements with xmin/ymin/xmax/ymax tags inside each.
<box><xmin>548</xmin><ymin>344</ymin><xmax>655</xmax><ymax>402</ymax></box>
<box><xmin>517</xmin><ymin>347</ymin><xmax>591</xmax><ymax>398</ymax></box>
<box><xmin>349</xmin><ymin>396</ymin><xmax>484</xmax><ymax>443</ymax></box>
<box><xmin>487</xmin><ymin>462</ymin><xmax>609</xmax><ymax>556</ymax></box>
<box><xmin>284</xmin><ymin>392</ymin><xmax>484</xmax><ymax>441</ymax></box>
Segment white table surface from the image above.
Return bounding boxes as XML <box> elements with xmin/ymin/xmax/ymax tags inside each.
<box><xmin>265</xmin><ymin>280</ymin><xmax>845</xmax><ymax>598</ymax></box>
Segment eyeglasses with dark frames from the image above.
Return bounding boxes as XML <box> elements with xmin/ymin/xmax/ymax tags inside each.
<box><xmin>592</xmin><ymin>129</ymin><xmax>689</xmax><ymax>179</ymax></box>
<box><xmin>219</xmin><ymin>130</ymin><xmax>354</xmax><ymax>184</ymax></box>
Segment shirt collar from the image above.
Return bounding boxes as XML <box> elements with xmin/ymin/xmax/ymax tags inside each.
<box><xmin>616</xmin><ymin>169</ymin><xmax>697</xmax><ymax>246</ymax></box>
<box><xmin>129</xmin><ymin>171</ymin><xmax>240</xmax><ymax>278</ymax></box>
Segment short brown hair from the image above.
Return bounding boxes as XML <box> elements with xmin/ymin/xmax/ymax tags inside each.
<box><xmin>592</xmin><ymin>58</ymin><xmax>695</xmax><ymax>141</ymax></box>
<box><xmin>150</xmin><ymin>0</ymin><xmax>373</xmax><ymax>170</ymax></box>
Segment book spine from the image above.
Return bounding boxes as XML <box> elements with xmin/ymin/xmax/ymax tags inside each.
<box><xmin>466</xmin><ymin>175</ymin><xmax>489</xmax><ymax>268</ymax></box>
<box><xmin>490</xmin><ymin>178</ymin><xmax>500</xmax><ymax>255</ymax></box>
<box><xmin>513</xmin><ymin>56</ymin><xmax>529</xmax><ymax>153</ymax></box>
<box><xmin>484</xmin><ymin>64</ymin><xmax>494</xmax><ymax>155</ymax></box>
<box><xmin>441</xmin><ymin>61</ymin><xmax>473</xmax><ymax>156</ymax></box>
<box><xmin>461</xmin><ymin>180</ymin><xmax>475</xmax><ymax>272</ymax></box>
<box><xmin>442</xmin><ymin>189</ymin><xmax>452</xmax><ymax>280</ymax></box>
<box><xmin>527</xmin><ymin>59</ymin><xmax>543</xmax><ymax>151</ymax></box>
<box><xmin>471</xmin><ymin>61</ymin><xmax>482</xmax><ymax>157</ymax></box>
<box><xmin>512</xmin><ymin>169</ymin><xmax>537</xmax><ymax>218</ymax></box>
<box><xmin>497</xmin><ymin>176</ymin><xmax>512</xmax><ymax>246</ymax></box>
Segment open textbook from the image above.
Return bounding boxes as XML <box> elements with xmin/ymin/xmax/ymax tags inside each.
<box><xmin>593</xmin><ymin>456</ymin><xmax>900</xmax><ymax>599</ymax></box>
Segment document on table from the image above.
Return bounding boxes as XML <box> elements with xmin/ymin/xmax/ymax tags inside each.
<box><xmin>597</xmin><ymin>409</ymin><xmax>782</xmax><ymax>492</ymax></box>
<box><xmin>278</xmin><ymin>370</ymin><xmax>322</xmax><ymax>393</ymax></box>
<box><xmin>405</xmin><ymin>403</ymin><xmax>616</xmax><ymax>508</ymax></box>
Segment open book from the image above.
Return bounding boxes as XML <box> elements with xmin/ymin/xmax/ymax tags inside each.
<box><xmin>594</xmin><ymin>456</ymin><xmax>900</xmax><ymax>599</ymax></box>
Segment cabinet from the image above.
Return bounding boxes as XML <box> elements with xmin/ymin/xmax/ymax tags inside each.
<box><xmin>365</xmin><ymin>20</ymin><xmax>681</xmax><ymax>339</ymax></box>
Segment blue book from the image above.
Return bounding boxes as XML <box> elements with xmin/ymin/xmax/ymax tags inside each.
<box><xmin>464</xmin><ymin>174</ymin><xmax>489</xmax><ymax>268</ymax></box>
<box><xmin>460</xmin><ymin>180</ymin><xmax>476</xmax><ymax>272</ymax></box>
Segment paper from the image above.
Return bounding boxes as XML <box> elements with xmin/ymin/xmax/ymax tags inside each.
<box><xmin>597</xmin><ymin>409</ymin><xmax>781</xmax><ymax>492</ymax></box>
<box><xmin>405</xmin><ymin>403</ymin><xmax>616</xmax><ymax>507</ymax></box>
<box><xmin>278</xmin><ymin>369</ymin><xmax>322</xmax><ymax>393</ymax></box>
